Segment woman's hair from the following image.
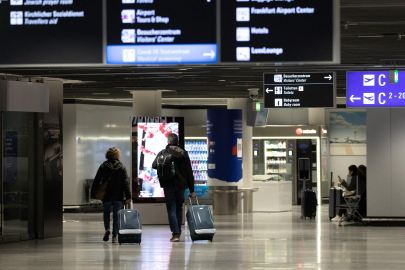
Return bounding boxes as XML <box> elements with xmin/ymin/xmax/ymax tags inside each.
<box><xmin>348</xmin><ymin>165</ymin><xmax>358</xmax><ymax>175</ymax></box>
<box><xmin>106</xmin><ymin>147</ymin><xmax>121</xmax><ymax>160</ymax></box>
<box><xmin>358</xmin><ymin>165</ymin><xmax>366</xmax><ymax>176</ymax></box>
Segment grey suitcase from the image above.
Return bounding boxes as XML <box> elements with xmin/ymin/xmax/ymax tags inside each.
<box><xmin>329</xmin><ymin>188</ymin><xmax>336</xmax><ymax>220</ymax></box>
<box><xmin>117</xmin><ymin>206</ymin><xmax>142</xmax><ymax>245</ymax></box>
<box><xmin>186</xmin><ymin>197</ymin><xmax>216</xmax><ymax>242</ymax></box>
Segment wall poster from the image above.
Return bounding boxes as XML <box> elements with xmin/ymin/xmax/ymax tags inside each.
<box><xmin>329</xmin><ymin>111</ymin><xmax>366</xmax><ymax>156</ymax></box>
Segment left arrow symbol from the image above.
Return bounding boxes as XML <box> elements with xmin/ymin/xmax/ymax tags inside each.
<box><xmin>350</xmin><ymin>95</ymin><xmax>361</xmax><ymax>102</ymax></box>
<box><xmin>203</xmin><ymin>50</ymin><xmax>216</xmax><ymax>59</ymax></box>
<box><xmin>266</xmin><ymin>88</ymin><xmax>273</xmax><ymax>93</ymax></box>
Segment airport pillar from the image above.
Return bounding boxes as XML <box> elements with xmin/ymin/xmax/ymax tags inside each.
<box><xmin>132</xmin><ymin>90</ymin><xmax>162</xmax><ymax>117</ymax></box>
<box><xmin>131</xmin><ymin>90</ymin><xmax>170</xmax><ymax>224</ymax></box>
<box><xmin>207</xmin><ymin>109</ymin><xmax>243</xmax><ymax>215</ymax></box>
<box><xmin>227</xmin><ymin>98</ymin><xmax>253</xmax><ymax>188</ymax></box>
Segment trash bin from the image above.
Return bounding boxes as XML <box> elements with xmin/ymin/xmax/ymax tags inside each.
<box><xmin>210</xmin><ymin>187</ymin><xmax>242</xmax><ymax>215</ymax></box>
<box><xmin>237</xmin><ymin>188</ymin><xmax>259</xmax><ymax>214</ymax></box>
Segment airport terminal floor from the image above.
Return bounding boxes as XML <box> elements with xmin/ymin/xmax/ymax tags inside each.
<box><xmin>1</xmin><ymin>206</ymin><xmax>405</xmax><ymax>270</ymax></box>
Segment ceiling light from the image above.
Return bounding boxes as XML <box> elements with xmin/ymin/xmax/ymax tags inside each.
<box><xmin>179</xmin><ymin>68</ymin><xmax>187</xmax><ymax>71</ymax></box>
<box><xmin>357</xmin><ymin>35</ymin><xmax>384</xmax><ymax>38</ymax></box>
<box><xmin>218</xmin><ymin>79</ymin><xmax>226</xmax><ymax>82</ymax></box>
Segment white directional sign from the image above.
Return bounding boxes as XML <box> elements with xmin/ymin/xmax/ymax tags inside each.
<box><xmin>263</xmin><ymin>72</ymin><xmax>336</xmax><ymax>108</ymax></box>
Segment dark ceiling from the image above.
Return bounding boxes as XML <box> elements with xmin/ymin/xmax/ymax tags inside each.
<box><xmin>1</xmin><ymin>0</ymin><xmax>405</xmax><ymax>105</ymax></box>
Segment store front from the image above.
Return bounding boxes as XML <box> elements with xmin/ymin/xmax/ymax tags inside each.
<box><xmin>252</xmin><ymin>125</ymin><xmax>329</xmax><ymax>211</ymax></box>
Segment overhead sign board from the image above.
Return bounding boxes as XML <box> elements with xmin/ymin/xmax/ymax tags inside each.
<box><xmin>220</xmin><ymin>0</ymin><xmax>339</xmax><ymax>64</ymax></box>
<box><xmin>263</xmin><ymin>72</ymin><xmax>336</xmax><ymax>108</ymax></box>
<box><xmin>0</xmin><ymin>0</ymin><xmax>339</xmax><ymax>66</ymax></box>
<box><xmin>0</xmin><ymin>0</ymin><xmax>103</xmax><ymax>65</ymax></box>
<box><xmin>106</xmin><ymin>0</ymin><xmax>217</xmax><ymax>64</ymax></box>
<box><xmin>347</xmin><ymin>71</ymin><xmax>405</xmax><ymax>107</ymax></box>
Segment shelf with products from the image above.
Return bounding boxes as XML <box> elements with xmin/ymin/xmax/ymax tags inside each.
<box><xmin>265</xmin><ymin>140</ymin><xmax>287</xmax><ymax>149</ymax></box>
<box><xmin>266</xmin><ymin>153</ymin><xmax>287</xmax><ymax>158</ymax></box>
<box><xmin>266</xmin><ymin>166</ymin><xmax>287</xmax><ymax>174</ymax></box>
<box><xmin>266</xmin><ymin>157</ymin><xmax>287</xmax><ymax>164</ymax></box>
<box><xmin>265</xmin><ymin>149</ymin><xmax>287</xmax><ymax>157</ymax></box>
<box><xmin>186</xmin><ymin>139</ymin><xmax>208</xmax><ymax>186</ymax></box>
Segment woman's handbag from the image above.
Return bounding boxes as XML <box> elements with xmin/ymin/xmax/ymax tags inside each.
<box><xmin>94</xmin><ymin>172</ymin><xmax>114</xmax><ymax>201</ymax></box>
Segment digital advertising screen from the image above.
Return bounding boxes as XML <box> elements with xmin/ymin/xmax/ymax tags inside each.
<box><xmin>106</xmin><ymin>0</ymin><xmax>218</xmax><ymax>64</ymax></box>
<box><xmin>220</xmin><ymin>0</ymin><xmax>339</xmax><ymax>64</ymax></box>
<box><xmin>137</xmin><ymin>122</ymin><xmax>179</xmax><ymax>198</ymax></box>
<box><xmin>0</xmin><ymin>0</ymin><xmax>103</xmax><ymax>65</ymax></box>
<box><xmin>131</xmin><ymin>117</ymin><xmax>184</xmax><ymax>203</ymax></box>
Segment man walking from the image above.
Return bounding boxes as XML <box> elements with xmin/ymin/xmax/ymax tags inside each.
<box><xmin>152</xmin><ymin>133</ymin><xmax>195</xmax><ymax>242</ymax></box>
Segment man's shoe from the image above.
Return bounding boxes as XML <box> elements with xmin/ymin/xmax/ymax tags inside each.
<box><xmin>112</xmin><ymin>237</ymin><xmax>118</xmax><ymax>244</ymax></box>
<box><xmin>170</xmin><ymin>236</ymin><xmax>180</xmax><ymax>242</ymax></box>
<box><xmin>103</xmin><ymin>230</ymin><xmax>111</xmax><ymax>242</ymax></box>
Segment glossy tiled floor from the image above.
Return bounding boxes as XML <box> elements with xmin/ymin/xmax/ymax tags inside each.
<box><xmin>1</xmin><ymin>206</ymin><xmax>405</xmax><ymax>269</ymax></box>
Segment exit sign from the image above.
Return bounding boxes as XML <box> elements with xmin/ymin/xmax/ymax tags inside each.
<box><xmin>390</xmin><ymin>70</ymin><xmax>399</xmax><ymax>84</ymax></box>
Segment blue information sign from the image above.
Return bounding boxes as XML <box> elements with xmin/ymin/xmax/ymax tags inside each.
<box><xmin>107</xmin><ymin>44</ymin><xmax>217</xmax><ymax>64</ymax></box>
<box><xmin>347</xmin><ymin>71</ymin><xmax>405</xmax><ymax>107</ymax></box>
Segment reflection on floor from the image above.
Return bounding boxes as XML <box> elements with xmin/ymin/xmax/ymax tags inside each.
<box><xmin>1</xmin><ymin>206</ymin><xmax>405</xmax><ymax>269</ymax></box>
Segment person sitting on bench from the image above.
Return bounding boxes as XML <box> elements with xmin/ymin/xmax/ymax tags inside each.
<box><xmin>339</xmin><ymin>165</ymin><xmax>358</xmax><ymax>194</ymax></box>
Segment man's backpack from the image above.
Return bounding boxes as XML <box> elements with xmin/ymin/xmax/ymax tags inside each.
<box><xmin>156</xmin><ymin>149</ymin><xmax>175</xmax><ymax>184</ymax></box>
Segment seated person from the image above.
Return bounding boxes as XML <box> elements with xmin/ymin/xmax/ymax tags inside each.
<box><xmin>331</xmin><ymin>165</ymin><xmax>358</xmax><ymax>222</ymax></box>
<box><xmin>339</xmin><ymin>165</ymin><xmax>358</xmax><ymax>194</ymax></box>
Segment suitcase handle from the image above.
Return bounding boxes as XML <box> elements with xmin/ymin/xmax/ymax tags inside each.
<box><xmin>124</xmin><ymin>202</ymin><xmax>133</xmax><ymax>209</ymax></box>
<box><xmin>188</xmin><ymin>196</ymin><xmax>199</xmax><ymax>205</ymax></box>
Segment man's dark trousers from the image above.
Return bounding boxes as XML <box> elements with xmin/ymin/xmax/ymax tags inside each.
<box><xmin>164</xmin><ymin>187</ymin><xmax>185</xmax><ymax>237</ymax></box>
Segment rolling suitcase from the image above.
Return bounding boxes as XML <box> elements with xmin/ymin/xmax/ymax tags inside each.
<box><xmin>329</xmin><ymin>188</ymin><xmax>336</xmax><ymax>220</ymax></box>
<box><xmin>117</xmin><ymin>204</ymin><xmax>142</xmax><ymax>245</ymax></box>
<box><xmin>301</xmin><ymin>187</ymin><xmax>317</xmax><ymax>220</ymax></box>
<box><xmin>186</xmin><ymin>197</ymin><xmax>216</xmax><ymax>242</ymax></box>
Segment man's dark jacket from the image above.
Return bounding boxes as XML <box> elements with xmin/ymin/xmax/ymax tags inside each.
<box><xmin>152</xmin><ymin>144</ymin><xmax>195</xmax><ymax>193</ymax></box>
<box><xmin>92</xmin><ymin>159</ymin><xmax>131</xmax><ymax>202</ymax></box>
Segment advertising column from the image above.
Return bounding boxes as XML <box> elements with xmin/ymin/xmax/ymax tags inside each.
<box><xmin>207</xmin><ymin>110</ymin><xmax>243</xmax><ymax>186</ymax></box>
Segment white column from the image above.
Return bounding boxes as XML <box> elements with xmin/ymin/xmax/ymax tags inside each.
<box><xmin>308</xmin><ymin>108</ymin><xmax>325</xmax><ymax>125</ymax></box>
<box><xmin>131</xmin><ymin>90</ymin><xmax>167</xmax><ymax>224</ymax></box>
<box><xmin>227</xmin><ymin>98</ymin><xmax>253</xmax><ymax>188</ymax></box>
<box><xmin>132</xmin><ymin>90</ymin><xmax>162</xmax><ymax>116</ymax></box>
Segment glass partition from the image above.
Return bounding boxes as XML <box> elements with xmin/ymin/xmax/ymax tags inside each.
<box><xmin>2</xmin><ymin>112</ymin><xmax>35</xmax><ymax>241</ymax></box>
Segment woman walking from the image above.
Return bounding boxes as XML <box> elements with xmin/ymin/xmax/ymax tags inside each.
<box><xmin>92</xmin><ymin>147</ymin><xmax>131</xmax><ymax>243</ymax></box>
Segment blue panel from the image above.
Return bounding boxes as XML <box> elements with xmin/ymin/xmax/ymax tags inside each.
<box><xmin>207</xmin><ymin>110</ymin><xmax>243</xmax><ymax>183</ymax></box>
<box><xmin>107</xmin><ymin>44</ymin><xmax>217</xmax><ymax>64</ymax></box>
<box><xmin>185</xmin><ymin>186</ymin><xmax>209</xmax><ymax>198</ymax></box>
<box><xmin>347</xmin><ymin>71</ymin><xmax>405</xmax><ymax>107</ymax></box>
